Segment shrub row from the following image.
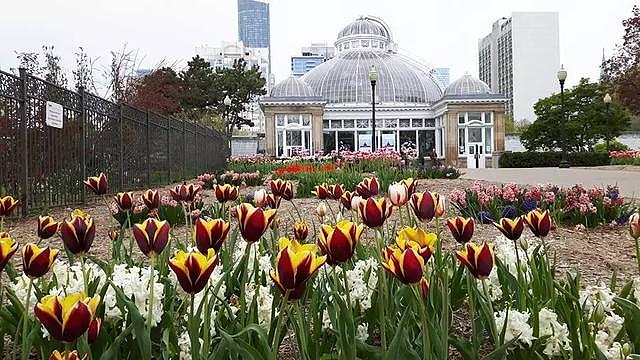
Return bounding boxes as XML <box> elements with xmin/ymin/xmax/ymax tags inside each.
<box><xmin>498</xmin><ymin>152</ymin><xmax>610</xmax><ymax>168</ymax></box>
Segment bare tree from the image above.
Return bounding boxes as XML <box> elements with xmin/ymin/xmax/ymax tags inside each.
<box><xmin>15</xmin><ymin>51</ymin><xmax>41</xmax><ymax>76</ymax></box>
<box><xmin>73</xmin><ymin>47</ymin><xmax>97</xmax><ymax>93</ymax></box>
<box><xmin>100</xmin><ymin>44</ymin><xmax>143</xmax><ymax>103</ymax></box>
<box><xmin>41</xmin><ymin>45</ymin><xmax>67</xmax><ymax>87</ymax></box>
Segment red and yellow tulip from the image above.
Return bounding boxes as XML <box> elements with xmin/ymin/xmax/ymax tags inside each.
<box><xmin>169</xmin><ymin>249</ymin><xmax>219</xmax><ymax>294</ymax></box>
<box><xmin>381</xmin><ymin>246</ymin><xmax>425</xmax><ymax>285</ymax></box>
<box><xmin>355</xmin><ymin>177</ymin><xmax>379</xmax><ymax>199</ymax></box>
<box><xmin>237</xmin><ymin>203</ymin><xmax>277</xmax><ymax>243</ymax></box>
<box><xmin>395</xmin><ymin>227</ymin><xmax>437</xmax><ymax>264</ymax></box>
<box><xmin>270</xmin><ymin>238</ymin><xmax>326</xmax><ymax>300</ymax></box>
<box><xmin>59</xmin><ymin>212</ymin><xmax>95</xmax><ymax>255</ymax></box>
<box><xmin>312</xmin><ymin>183</ymin><xmax>330</xmax><ymax>200</ymax></box>
<box><xmin>327</xmin><ymin>184</ymin><xmax>344</xmax><ymax>200</ymax></box>
<box><xmin>419</xmin><ymin>277</ymin><xmax>430</xmax><ymax>299</ymax></box>
<box><xmin>171</xmin><ymin>183</ymin><xmax>202</xmax><ymax>204</ymax></box>
<box><xmin>388</xmin><ymin>182</ymin><xmax>409</xmax><ymax>206</ymax></box>
<box><xmin>318</xmin><ymin>220</ymin><xmax>364</xmax><ymax>265</ymax></box>
<box><xmin>37</xmin><ymin>215</ymin><xmax>59</xmax><ymax>240</ymax></box>
<box><xmin>114</xmin><ymin>192</ymin><xmax>133</xmax><ymax>212</ymax></box>
<box><xmin>0</xmin><ymin>195</ymin><xmax>20</xmax><ymax>217</ymax></box>
<box><xmin>194</xmin><ymin>218</ymin><xmax>230</xmax><ymax>254</ymax></box>
<box><xmin>142</xmin><ymin>189</ymin><xmax>160</xmax><ymax>211</ymax></box>
<box><xmin>108</xmin><ymin>228</ymin><xmax>120</xmax><ymax>242</ymax></box>
<box><xmin>49</xmin><ymin>350</ymin><xmax>88</xmax><ymax>360</ymax></box>
<box><xmin>132</xmin><ymin>218</ymin><xmax>171</xmax><ymax>258</ymax></box>
<box><xmin>456</xmin><ymin>242</ymin><xmax>495</xmax><ymax>280</ymax></box>
<box><xmin>358</xmin><ymin>197</ymin><xmax>393</xmax><ymax>228</ymax></box>
<box><xmin>270</xmin><ymin>179</ymin><xmax>294</xmax><ymax>201</ymax></box>
<box><xmin>340</xmin><ymin>191</ymin><xmax>355</xmax><ymax>210</ymax></box>
<box><xmin>83</xmin><ymin>173</ymin><xmax>108</xmax><ymax>196</ymax></box>
<box><xmin>88</xmin><ymin>317</ymin><xmax>102</xmax><ymax>343</ymax></box>
<box><xmin>524</xmin><ymin>209</ymin><xmax>552</xmax><ymax>238</ymax></box>
<box><xmin>22</xmin><ymin>243</ymin><xmax>59</xmax><ymax>278</ymax></box>
<box><xmin>214</xmin><ymin>184</ymin><xmax>239</xmax><ymax>203</ymax></box>
<box><xmin>0</xmin><ymin>234</ymin><xmax>18</xmax><ymax>273</ymax></box>
<box><xmin>34</xmin><ymin>291</ymin><xmax>100</xmax><ymax>343</ymax></box>
<box><xmin>493</xmin><ymin>217</ymin><xmax>525</xmax><ymax>241</ymax></box>
<box><xmin>265</xmin><ymin>193</ymin><xmax>281</xmax><ymax>209</ymax></box>
<box><xmin>446</xmin><ymin>217</ymin><xmax>475</xmax><ymax>244</ymax></box>
<box><xmin>410</xmin><ymin>191</ymin><xmax>444</xmax><ymax>222</ymax></box>
<box><xmin>630</xmin><ymin>213</ymin><xmax>640</xmax><ymax>240</ymax></box>
<box><xmin>402</xmin><ymin>178</ymin><xmax>417</xmax><ymax>196</ymax></box>
<box><xmin>293</xmin><ymin>220</ymin><xmax>309</xmax><ymax>241</ymax></box>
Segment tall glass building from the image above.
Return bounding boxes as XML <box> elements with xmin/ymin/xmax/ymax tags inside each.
<box><xmin>237</xmin><ymin>0</ymin><xmax>270</xmax><ymax>49</ymax></box>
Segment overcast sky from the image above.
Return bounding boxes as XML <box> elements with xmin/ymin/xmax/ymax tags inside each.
<box><xmin>1</xmin><ymin>0</ymin><xmax>636</xmax><ymax>93</ymax></box>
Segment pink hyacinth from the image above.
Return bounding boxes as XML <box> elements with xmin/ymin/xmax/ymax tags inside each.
<box><xmin>161</xmin><ymin>195</ymin><xmax>170</xmax><ymax>206</ymax></box>
<box><xmin>544</xmin><ymin>191</ymin><xmax>556</xmax><ymax>204</ymax></box>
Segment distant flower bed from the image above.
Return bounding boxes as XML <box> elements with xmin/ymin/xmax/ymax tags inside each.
<box><xmin>274</xmin><ymin>163</ymin><xmax>337</xmax><ymax>176</ymax></box>
<box><xmin>197</xmin><ymin>171</ymin><xmax>264</xmax><ymax>188</ymax></box>
<box><xmin>450</xmin><ymin>181</ymin><xmax>633</xmax><ymax>227</ymax></box>
<box><xmin>610</xmin><ymin>150</ymin><xmax>640</xmax><ymax>165</ymax></box>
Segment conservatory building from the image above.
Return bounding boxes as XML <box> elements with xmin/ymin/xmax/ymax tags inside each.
<box><xmin>260</xmin><ymin>16</ymin><xmax>507</xmax><ymax>168</ymax></box>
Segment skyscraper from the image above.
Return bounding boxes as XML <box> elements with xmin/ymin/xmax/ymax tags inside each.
<box><xmin>478</xmin><ymin>12</ymin><xmax>560</xmax><ymax>122</ymax></box>
<box><xmin>238</xmin><ymin>0</ymin><xmax>270</xmax><ymax>49</ymax></box>
<box><xmin>291</xmin><ymin>43</ymin><xmax>335</xmax><ymax>77</ymax></box>
<box><xmin>431</xmin><ymin>67</ymin><xmax>450</xmax><ymax>89</ymax></box>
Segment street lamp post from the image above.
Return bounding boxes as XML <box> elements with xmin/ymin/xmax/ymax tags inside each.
<box><xmin>369</xmin><ymin>65</ymin><xmax>377</xmax><ymax>152</ymax></box>
<box><xmin>604</xmin><ymin>93</ymin><xmax>612</xmax><ymax>153</ymax></box>
<box><xmin>557</xmin><ymin>65</ymin><xmax>570</xmax><ymax>168</ymax></box>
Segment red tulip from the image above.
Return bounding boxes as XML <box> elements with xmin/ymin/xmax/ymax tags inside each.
<box><xmin>0</xmin><ymin>234</ymin><xmax>18</xmax><ymax>273</ymax></box>
<box><xmin>114</xmin><ymin>192</ymin><xmax>133</xmax><ymax>212</ymax></box>
<box><xmin>132</xmin><ymin>218</ymin><xmax>171</xmax><ymax>258</ymax></box>
<box><xmin>293</xmin><ymin>220</ymin><xmax>309</xmax><ymax>241</ymax></box>
<box><xmin>37</xmin><ymin>215</ymin><xmax>59</xmax><ymax>240</ymax></box>
<box><xmin>318</xmin><ymin>220</ymin><xmax>364</xmax><ymax>265</ymax></box>
<box><xmin>194</xmin><ymin>218</ymin><xmax>230</xmax><ymax>253</ymax></box>
<box><xmin>0</xmin><ymin>196</ymin><xmax>20</xmax><ymax>217</ymax></box>
<box><xmin>270</xmin><ymin>238</ymin><xmax>326</xmax><ymax>300</ymax></box>
<box><xmin>270</xmin><ymin>179</ymin><xmax>294</xmax><ymax>201</ymax></box>
<box><xmin>88</xmin><ymin>317</ymin><xmax>102</xmax><ymax>343</ymax></box>
<box><xmin>169</xmin><ymin>249</ymin><xmax>219</xmax><ymax>294</ymax></box>
<box><xmin>59</xmin><ymin>212</ymin><xmax>95</xmax><ymax>255</ymax></box>
<box><xmin>236</xmin><ymin>203</ymin><xmax>277</xmax><ymax>243</ymax></box>
<box><xmin>410</xmin><ymin>191</ymin><xmax>444</xmax><ymax>222</ymax></box>
<box><xmin>142</xmin><ymin>189</ymin><xmax>160</xmax><ymax>211</ymax></box>
<box><xmin>524</xmin><ymin>210</ymin><xmax>552</xmax><ymax>238</ymax></box>
<box><xmin>214</xmin><ymin>184</ymin><xmax>239</xmax><ymax>203</ymax></box>
<box><xmin>327</xmin><ymin>184</ymin><xmax>344</xmax><ymax>200</ymax></box>
<box><xmin>455</xmin><ymin>242</ymin><xmax>495</xmax><ymax>280</ymax></box>
<box><xmin>493</xmin><ymin>217</ymin><xmax>525</xmax><ymax>241</ymax></box>
<box><xmin>446</xmin><ymin>217</ymin><xmax>475</xmax><ymax>244</ymax></box>
<box><xmin>340</xmin><ymin>191</ymin><xmax>355</xmax><ymax>210</ymax></box>
<box><xmin>22</xmin><ymin>243</ymin><xmax>59</xmax><ymax>278</ymax></box>
<box><xmin>355</xmin><ymin>177</ymin><xmax>379</xmax><ymax>199</ymax></box>
<box><xmin>171</xmin><ymin>183</ymin><xmax>201</xmax><ymax>204</ymax></box>
<box><xmin>382</xmin><ymin>246</ymin><xmax>425</xmax><ymax>285</ymax></box>
<box><xmin>312</xmin><ymin>183</ymin><xmax>330</xmax><ymax>200</ymax></box>
<box><xmin>358</xmin><ymin>197</ymin><xmax>393</xmax><ymax>228</ymax></box>
<box><xmin>83</xmin><ymin>173</ymin><xmax>108</xmax><ymax>196</ymax></box>
<box><xmin>34</xmin><ymin>292</ymin><xmax>100</xmax><ymax>343</ymax></box>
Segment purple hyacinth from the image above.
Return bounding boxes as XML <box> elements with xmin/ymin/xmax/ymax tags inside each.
<box><xmin>502</xmin><ymin>205</ymin><xmax>518</xmax><ymax>219</ymax></box>
<box><xmin>523</xmin><ymin>197</ymin><xmax>537</xmax><ymax>213</ymax></box>
<box><xmin>477</xmin><ymin>210</ymin><xmax>493</xmax><ymax>224</ymax></box>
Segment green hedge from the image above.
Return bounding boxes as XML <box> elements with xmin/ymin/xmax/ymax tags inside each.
<box><xmin>498</xmin><ymin>152</ymin><xmax>610</xmax><ymax>168</ymax></box>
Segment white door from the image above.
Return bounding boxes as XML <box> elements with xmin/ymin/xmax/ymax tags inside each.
<box><xmin>466</xmin><ymin>128</ymin><xmax>485</xmax><ymax>169</ymax></box>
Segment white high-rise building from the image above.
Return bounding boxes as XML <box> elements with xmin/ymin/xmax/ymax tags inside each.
<box><xmin>196</xmin><ymin>41</ymin><xmax>268</xmax><ymax>133</ymax></box>
<box><xmin>478</xmin><ymin>12</ymin><xmax>560</xmax><ymax>123</ymax></box>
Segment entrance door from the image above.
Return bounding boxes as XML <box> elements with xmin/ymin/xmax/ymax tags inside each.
<box><xmin>282</xmin><ymin>129</ymin><xmax>312</xmax><ymax>157</ymax></box>
<box><xmin>466</xmin><ymin>127</ymin><xmax>485</xmax><ymax>168</ymax></box>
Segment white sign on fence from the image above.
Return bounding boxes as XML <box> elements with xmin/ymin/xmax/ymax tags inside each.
<box><xmin>45</xmin><ymin>101</ymin><xmax>63</xmax><ymax>129</ymax></box>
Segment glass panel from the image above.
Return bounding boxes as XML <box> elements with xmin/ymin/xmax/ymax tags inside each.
<box><xmin>344</xmin><ymin>119</ymin><xmax>355</xmax><ymax>128</ymax></box>
<box><xmin>468</xmin><ymin>112</ymin><xmax>482</xmax><ymax>123</ymax></box>
<box><xmin>286</xmin><ymin>130</ymin><xmax>302</xmax><ymax>146</ymax></box>
<box><xmin>323</xmin><ymin>120</ymin><xmax>329</xmax><ymax>129</ymax></box>
<box><xmin>468</xmin><ymin>128</ymin><xmax>482</xmax><ymax>143</ymax></box>
<box><xmin>375</xmin><ymin>119</ymin><xmax>383</xmax><ymax>128</ymax></box>
<box><xmin>323</xmin><ymin>131</ymin><xmax>336</xmax><ymax>154</ymax></box>
<box><xmin>425</xmin><ymin>119</ymin><xmax>435</xmax><ymax>127</ymax></box>
<box><xmin>381</xmin><ymin>131</ymin><xmax>396</xmax><ymax>149</ymax></box>
<box><xmin>361</xmin><ymin>40</ymin><xmax>369</xmax><ymax>47</ymax></box>
<box><xmin>418</xmin><ymin>130</ymin><xmax>436</xmax><ymax>159</ymax></box>
<box><xmin>439</xmin><ymin>128</ymin><xmax>444</xmax><ymax>156</ymax></box>
<box><xmin>304</xmin><ymin>131</ymin><xmax>311</xmax><ymax>151</ymax></box>
<box><xmin>469</xmin><ymin>146</ymin><xmax>475</xmax><ymax>155</ymax></box>
<box><xmin>485</xmin><ymin>127</ymin><xmax>492</xmax><ymax>153</ymax></box>
<box><xmin>287</xmin><ymin>115</ymin><xmax>300</xmax><ymax>125</ymax></box>
<box><xmin>399</xmin><ymin>131</ymin><xmax>416</xmax><ymax>153</ymax></box>
<box><xmin>412</xmin><ymin>119</ymin><xmax>423</xmax><ymax>128</ymax></box>
<box><xmin>338</xmin><ymin>131</ymin><xmax>355</xmax><ymax>151</ymax></box>
<box><xmin>484</xmin><ymin>112</ymin><xmax>493</xmax><ymax>124</ymax></box>
<box><xmin>399</xmin><ymin>119</ymin><xmax>411</xmax><ymax>128</ymax></box>
<box><xmin>357</xmin><ymin>131</ymin><xmax>373</xmax><ymax>152</ymax></box>
<box><xmin>356</xmin><ymin>120</ymin><xmax>369</xmax><ymax>128</ymax></box>
<box><xmin>276</xmin><ymin>114</ymin><xmax>285</xmax><ymax>127</ymax></box>
<box><xmin>384</xmin><ymin>119</ymin><xmax>397</xmax><ymax>128</ymax></box>
<box><xmin>458</xmin><ymin>128</ymin><xmax>465</xmax><ymax>154</ymax></box>
<box><xmin>330</xmin><ymin>120</ymin><xmax>342</xmax><ymax>129</ymax></box>
<box><xmin>458</xmin><ymin>113</ymin><xmax>466</xmax><ymax>124</ymax></box>
<box><xmin>302</xmin><ymin>114</ymin><xmax>311</xmax><ymax>126</ymax></box>
<box><xmin>277</xmin><ymin>131</ymin><xmax>284</xmax><ymax>157</ymax></box>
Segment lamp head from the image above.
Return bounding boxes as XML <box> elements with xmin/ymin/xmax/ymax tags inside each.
<box><xmin>224</xmin><ymin>95</ymin><xmax>232</xmax><ymax>106</ymax></box>
<box><xmin>369</xmin><ymin>65</ymin><xmax>378</xmax><ymax>83</ymax></box>
<box><xmin>604</xmin><ymin>93</ymin><xmax>612</xmax><ymax>104</ymax></box>
<box><xmin>557</xmin><ymin>65</ymin><xmax>567</xmax><ymax>82</ymax></box>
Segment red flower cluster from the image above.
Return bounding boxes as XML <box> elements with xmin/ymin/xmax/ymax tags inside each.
<box><xmin>274</xmin><ymin>163</ymin><xmax>336</xmax><ymax>175</ymax></box>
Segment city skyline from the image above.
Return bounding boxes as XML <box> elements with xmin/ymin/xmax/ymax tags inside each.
<box><xmin>0</xmin><ymin>0</ymin><xmax>635</xmax><ymax>93</ymax></box>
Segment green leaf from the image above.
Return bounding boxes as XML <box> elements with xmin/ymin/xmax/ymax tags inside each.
<box><xmin>384</xmin><ymin>309</ymin><xmax>420</xmax><ymax>360</ymax></box>
<box><xmin>111</xmin><ymin>282</ymin><xmax>152</xmax><ymax>357</ymax></box>
<box><xmin>99</xmin><ymin>324</ymin><xmax>134</xmax><ymax>360</ymax></box>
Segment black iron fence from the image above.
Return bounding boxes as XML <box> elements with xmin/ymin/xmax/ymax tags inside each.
<box><xmin>0</xmin><ymin>69</ymin><xmax>227</xmax><ymax>215</ymax></box>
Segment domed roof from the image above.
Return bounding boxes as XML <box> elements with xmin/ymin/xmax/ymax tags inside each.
<box><xmin>444</xmin><ymin>74</ymin><xmax>492</xmax><ymax>97</ymax></box>
<box><xmin>337</xmin><ymin>16</ymin><xmax>392</xmax><ymax>41</ymax></box>
<box><xmin>270</xmin><ymin>76</ymin><xmax>316</xmax><ymax>98</ymax></box>
<box><xmin>300</xmin><ymin>51</ymin><xmax>442</xmax><ymax>105</ymax></box>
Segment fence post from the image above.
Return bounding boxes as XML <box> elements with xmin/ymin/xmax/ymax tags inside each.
<box><xmin>79</xmin><ymin>86</ymin><xmax>87</xmax><ymax>203</ymax></box>
<box><xmin>166</xmin><ymin>119</ymin><xmax>171</xmax><ymax>183</ymax></box>
<box><xmin>182</xmin><ymin>120</ymin><xmax>186</xmax><ymax>181</ymax></box>
<box><xmin>146</xmin><ymin>112</ymin><xmax>151</xmax><ymax>187</ymax></box>
<box><xmin>119</xmin><ymin>104</ymin><xmax>124</xmax><ymax>192</ymax></box>
<box><xmin>18</xmin><ymin>68</ymin><xmax>29</xmax><ymax>216</ymax></box>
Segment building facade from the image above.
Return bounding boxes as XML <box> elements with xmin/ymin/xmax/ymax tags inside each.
<box><xmin>478</xmin><ymin>12</ymin><xmax>560</xmax><ymax>123</ymax></box>
<box><xmin>431</xmin><ymin>67</ymin><xmax>451</xmax><ymax>88</ymax></box>
<box><xmin>261</xmin><ymin>16</ymin><xmax>506</xmax><ymax>168</ymax></box>
<box><xmin>237</xmin><ymin>0</ymin><xmax>270</xmax><ymax>49</ymax></box>
<box><xmin>291</xmin><ymin>43</ymin><xmax>335</xmax><ymax>77</ymax></box>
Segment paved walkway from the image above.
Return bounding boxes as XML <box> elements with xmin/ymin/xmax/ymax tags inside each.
<box><xmin>462</xmin><ymin>167</ymin><xmax>640</xmax><ymax>198</ymax></box>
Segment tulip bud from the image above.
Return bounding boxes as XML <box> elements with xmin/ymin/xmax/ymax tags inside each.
<box><xmin>293</xmin><ymin>220</ymin><xmax>309</xmax><ymax>241</ymax></box>
<box><xmin>254</xmin><ymin>189</ymin><xmax>267</xmax><ymax>207</ymax></box>
<box><xmin>88</xmin><ymin>317</ymin><xmax>102</xmax><ymax>343</ymax></box>
<box><xmin>270</xmin><ymin>217</ymin><xmax>281</xmax><ymax>230</ymax></box>
<box><xmin>520</xmin><ymin>238</ymin><xmax>529</xmax><ymax>251</ymax></box>
<box><xmin>623</xmin><ymin>343</ymin><xmax>631</xmax><ymax>357</ymax></box>
<box><xmin>419</xmin><ymin>277</ymin><xmax>430</xmax><ymax>299</ymax></box>
<box><xmin>108</xmin><ymin>228</ymin><xmax>120</xmax><ymax>242</ymax></box>
<box><xmin>317</xmin><ymin>203</ymin><xmax>328</xmax><ymax>218</ymax></box>
<box><xmin>629</xmin><ymin>213</ymin><xmax>640</xmax><ymax>240</ymax></box>
<box><xmin>593</xmin><ymin>302</ymin><xmax>606</xmax><ymax>324</ymax></box>
<box><xmin>350</xmin><ymin>196</ymin><xmax>362</xmax><ymax>211</ymax></box>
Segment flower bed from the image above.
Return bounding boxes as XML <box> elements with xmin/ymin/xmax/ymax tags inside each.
<box><xmin>2</xmin><ymin>174</ymin><xmax>640</xmax><ymax>359</ymax></box>
<box><xmin>450</xmin><ymin>181</ymin><xmax>632</xmax><ymax>227</ymax></box>
<box><xmin>610</xmin><ymin>150</ymin><xmax>640</xmax><ymax>166</ymax></box>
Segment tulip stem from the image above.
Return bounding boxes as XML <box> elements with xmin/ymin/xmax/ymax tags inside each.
<box><xmin>125</xmin><ymin>211</ymin><xmax>133</xmax><ymax>266</ymax></box>
<box><xmin>635</xmin><ymin>237</ymin><xmax>640</xmax><ymax>274</ymax></box>
<box><xmin>80</xmin><ymin>254</ymin><xmax>89</xmax><ymax>295</ymax></box>
<box><xmin>271</xmin><ymin>290</ymin><xmax>291</xmax><ymax>359</ymax></box>
<box><xmin>239</xmin><ymin>243</ymin><xmax>252</xmax><ymax>326</ymax></box>
<box><xmin>146</xmin><ymin>257</ymin><xmax>156</xmax><ymax>336</ymax></box>
<box><xmin>341</xmin><ymin>267</ymin><xmax>351</xmax><ymax>309</ymax></box>
<box><xmin>21</xmin><ymin>277</ymin><xmax>33</xmax><ymax>360</ymax></box>
<box><xmin>64</xmin><ymin>343</ymin><xmax>71</xmax><ymax>360</ymax></box>
<box><xmin>374</xmin><ymin>229</ymin><xmax>388</xmax><ymax>351</ymax></box>
<box><xmin>289</xmin><ymin>199</ymin><xmax>303</xmax><ymax>222</ymax></box>
<box><xmin>0</xmin><ymin>216</ymin><xmax>4</xmax><ymax>231</ymax></box>
<box><xmin>466</xmin><ymin>274</ymin><xmax>479</xmax><ymax>356</ymax></box>
<box><xmin>189</xmin><ymin>293</ymin><xmax>200</xmax><ymax>360</ymax></box>
<box><xmin>414</xmin><ymin>285</ymin><xmax>430</xmax><ymax>360</ymax></box>
<box><xmin>481</xmin><ymin>279</ymin><xmax>499</xmax><ymax>344</ymax></box>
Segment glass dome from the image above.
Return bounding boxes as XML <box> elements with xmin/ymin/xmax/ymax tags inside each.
<box><xmin>335</xmin><ymin>16</ymin><xmax>394</xmax><ymax>53</ymax></box>
<box><xmin>270</xmin><ymin>76</ymin><xmax>316</xmax><ymax>98</ymax></box>
<box><xmin>300</xmin><ymin>50</ymin><xmax>443</xmax><ymax>105</ymax></box>
<box><xmin>444</xmin><ymin>74</ymin><xmax>492</xmax><ymax>97</ymax></box>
